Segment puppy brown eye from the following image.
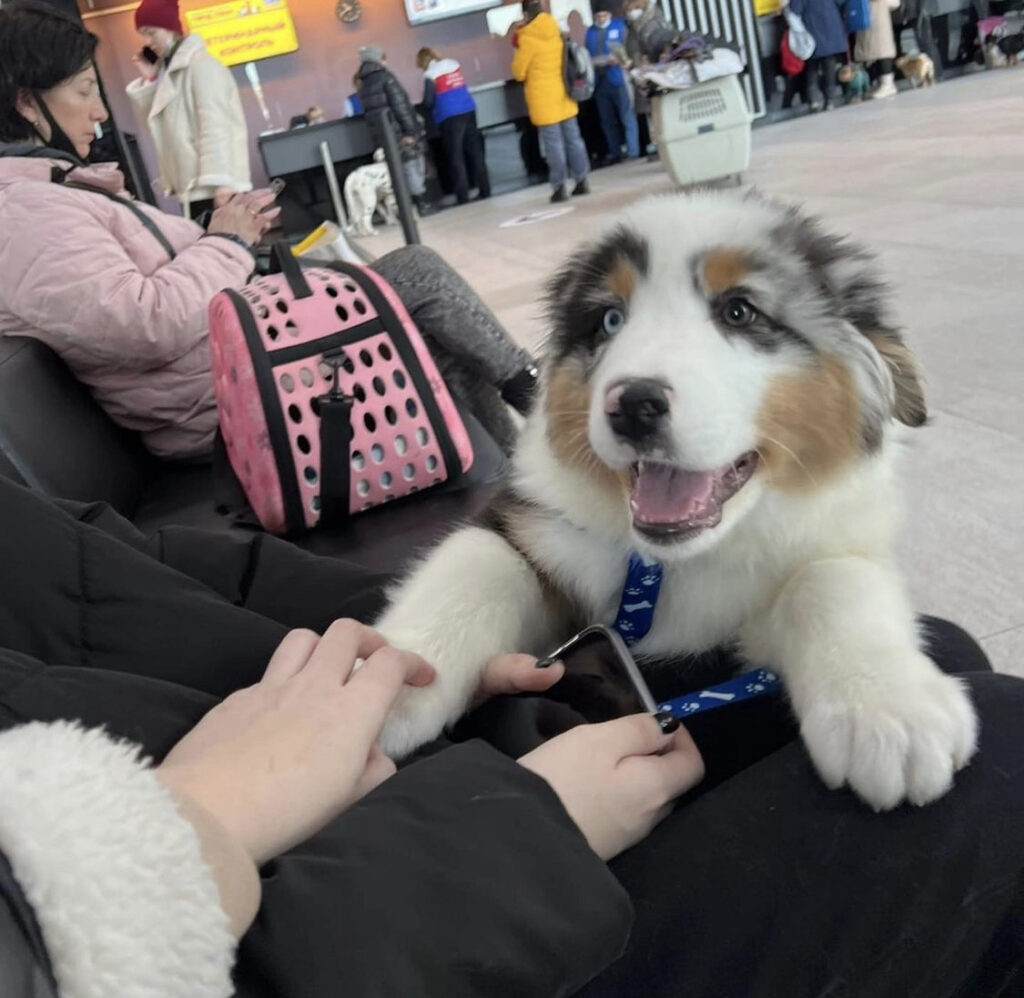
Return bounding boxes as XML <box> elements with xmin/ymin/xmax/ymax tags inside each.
<box><xmin>721</xmin><ymin>298</ymin><xmax>757</xmax><ymax>328</ymax></box>
<box><xmin>602</xmin><ymin>307</ymin><xmax>626</xmax><ymax>335</ymax></box>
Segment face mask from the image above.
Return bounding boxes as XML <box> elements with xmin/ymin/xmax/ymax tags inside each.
<box><xmin>627</xmin><ymin>8</ymin><xmax>644</xmax><ymax>19</ymax></box>
<box><xmin>31</xmin><ymin>92</ymin><xmax>86</xmax><ymax>164</ymax></box>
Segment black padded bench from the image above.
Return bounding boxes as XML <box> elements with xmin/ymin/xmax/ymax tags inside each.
<box><xmin>0</xmin><ymin>335</ymin><xmax>506</xmax><ymax>575</ymax></box>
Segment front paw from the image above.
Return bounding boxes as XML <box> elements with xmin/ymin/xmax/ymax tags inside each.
<box><xmin>798</xmin><ymin>656</ymin><xmax>979</xmax><ymax>811</ymax></box>
<box><xmin>376</xmin><ymin>679</ymin><xmax>465</xmax><ymax>760</ymax></box>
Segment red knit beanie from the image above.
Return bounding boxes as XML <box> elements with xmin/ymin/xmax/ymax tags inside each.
<box><xmin>134</xmin><ymin>0</ymin><xmax>183</xmax><ymax>34</ymax></box>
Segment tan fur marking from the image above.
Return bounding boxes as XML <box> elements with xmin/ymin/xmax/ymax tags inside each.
<box><xmin>866</xmin><ymin>331</ymin><xmax>927</xmax><ymax>427</ymax></box>
<box><xmin>545</xmin><ymin>360</ymin><xmax>630</xmax><ymax>504</ymax></box>
<box><xmin>702</xmin><ymin>249</ymin><xmax>750</xmax><ymax>295</ymax></box>
<box><xmin>605</xmin><ymin>256</ymin><xmax>637</xmax><ymax>302</ymax></box>
<box><xmin>756</xmin><ymin>356</ymin><xmax>862</xmax><ymax>492</ymax></box>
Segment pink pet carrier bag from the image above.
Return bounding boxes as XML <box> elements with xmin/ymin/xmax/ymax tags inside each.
<box><xmin>208</xmin><ymin>248</ymin><xmax>474</xmax><ymax>535</ymax></box>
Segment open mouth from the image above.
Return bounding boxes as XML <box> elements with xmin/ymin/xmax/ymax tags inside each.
<box><xmin>629</xmin><ymin>452</ymin><xmax>759</xmax><ymax>543</ymax></box>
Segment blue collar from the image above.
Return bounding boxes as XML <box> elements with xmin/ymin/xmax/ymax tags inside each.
<box><xmin>611</xmin><ymin>553</ymin><xmax>663</xmax><ymax>647</ymax></box>
<box><xmin>611</xmin><ymin>553</ymin><xmax>783</xmax><ymax>716</ymax></box>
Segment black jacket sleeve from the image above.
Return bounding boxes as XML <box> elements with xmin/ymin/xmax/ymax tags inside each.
<box><xmin>51</xmin><ymin>497</ymin><xmax>389</xmax><ymax>632</ymax></box>
<box><xmin>384</xmin><ymin>70</ymin><xmax>420</xmax><ymax>139</ymax></box>
<box><xmin>0</xmin><ymin>851</ymin><xmax>57</xmax><ymax>998</ymax></box>
<box><xmin>238</xmin><ymin>741</ymin><xmax>634</xmax><ymax>998</ymax></box>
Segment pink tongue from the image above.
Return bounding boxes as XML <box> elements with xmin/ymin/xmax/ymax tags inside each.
<box><xmin>630</xmin><ymin>464</ymin><xmax>716</xmax><ymax>525</ymax></box>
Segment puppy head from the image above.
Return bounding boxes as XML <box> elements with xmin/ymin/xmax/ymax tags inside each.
<box><xmin>542</xmin><ymin>192</ymin><xmax>925</xmax><ymax>559</ymax></box>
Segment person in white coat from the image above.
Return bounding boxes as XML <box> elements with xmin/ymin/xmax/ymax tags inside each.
<box><xmin>127</xmin><ymin>0</ymin><xmax>251</xmax><ymax>220</ymax></box>
<box><xmin>854</xmin><ymin>0</ymin><xmax>902</xmax><ymax>99</ymax></box>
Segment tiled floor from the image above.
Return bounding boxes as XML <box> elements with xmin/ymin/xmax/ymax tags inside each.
<box><xmin>358</xmin><ymin>70</ymin><xmax>1024</xmax><ymax>676</ymax></box>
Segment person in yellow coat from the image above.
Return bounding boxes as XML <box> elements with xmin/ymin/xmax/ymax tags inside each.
<box><xmin>511</xmin><ymin>0</ymin><xmax>590</xmax><ymax>203</ymax></box>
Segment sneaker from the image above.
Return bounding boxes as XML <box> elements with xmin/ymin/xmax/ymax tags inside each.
<box><xmin>550</xmin><ymin>187</ymin><xmax>568</xmax><ymax>203</ymax></box>
<box><xmin>870</xmin><ymin>74</ymin><xmax>897</xmax><ymax>99</ymax></box>
<box><xmin>571</xmin><ymin>179</ymin><xmax>590</xmax><ymax>197</ymax></box>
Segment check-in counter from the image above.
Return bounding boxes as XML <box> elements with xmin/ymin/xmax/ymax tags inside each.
<box><xmin>258</xmin><ymin>80</ymin><xmax>527</xmax><ymax>180</ymax></box>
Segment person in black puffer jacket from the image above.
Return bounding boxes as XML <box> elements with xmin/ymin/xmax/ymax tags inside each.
<box><xmin>355</xmin><ymin>45</ymin><xmax>436</xmax><ymax>215</ymax></box>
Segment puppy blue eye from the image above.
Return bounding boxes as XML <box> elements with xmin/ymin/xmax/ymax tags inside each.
<box><xmin>720</xmin><ymin>298</ymin><xmax>757</xmax><ymax>328</ymax></box>
<box><xmin>602</xmin><ymin>307</ymin><xmax>625</xmax><ymax>335</ymax></box>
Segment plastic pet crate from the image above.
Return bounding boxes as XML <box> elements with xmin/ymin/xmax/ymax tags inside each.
<box><xmin>651</xmin><ymin>74</ymin><xmax>753</xmax><ymax>187</ymax></box>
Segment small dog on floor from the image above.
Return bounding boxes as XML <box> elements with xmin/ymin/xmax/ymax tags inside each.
<box><xmin>987</xmin><ymin>29</ymin><xmax>1024</xmax><ymax>67</ymax></box>
<box><xmin>895</xmin><ymin>53</ymin><xmax>936</xmax><ymax>87</ymax></box>
<box><xmin>344</xmin><ymin>149</ymin><xmax>398</xmax><ymax>237</ymax></box>
<box><xmin>837</xmin><ymin>62</ymin><xmax>871</xmax><ymax>102</ymax></box>
<box><xmin>374</xmin><ymin>191</ymin><xmax>978</xmax><ymax>812</ymax></box>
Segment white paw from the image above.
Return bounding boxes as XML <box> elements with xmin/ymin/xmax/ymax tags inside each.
<box><xmin>376</xmin><ymin>678</ymin><xmax>467</xmax><ymax>760</ymax></box>
<box><xmin>798</xmin><ymin>656</ymin><xmax>978</xmax><ymax>811</ymax></box>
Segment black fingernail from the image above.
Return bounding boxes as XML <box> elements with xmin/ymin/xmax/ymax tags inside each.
<box><xmin>655</xmin><ymin>711</ymin><xmax>679</xmax><ymax>733</ymax></box>
<box><xmin>535</xmin><ymin>656</ymin><xmax>557</xmax><ymax>669</ymax></box>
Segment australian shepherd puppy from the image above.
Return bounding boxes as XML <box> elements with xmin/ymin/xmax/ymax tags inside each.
<box><xmin>375</xmin><ymin>192</ymin><xmax>977</xmax><ymax>811</ymax></box>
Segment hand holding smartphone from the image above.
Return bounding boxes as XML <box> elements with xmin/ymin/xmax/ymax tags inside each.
<box><xmin>536</xmin><ymin>624</ymin><xmax>659</xmax><ymax>726</ymax></box>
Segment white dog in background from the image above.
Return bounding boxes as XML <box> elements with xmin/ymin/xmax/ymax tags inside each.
<box><xmin>344</xmin><ymin>149</ymin><xmax>398</xmax><ymax>237</ymax></box>
<box><xmin>374</xmin><ymin>191</ymin><xmax>978</xmax><ymax>813</ymax></box>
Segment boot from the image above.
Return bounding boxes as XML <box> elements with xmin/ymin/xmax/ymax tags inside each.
<box><xmin>870</xmin><ymin>73</ymin><xmax>897</xmax><ymax>99</ymax></box>
<box><xmin>413</xmin><ymin>195</ymin><xmax>438</xmax><ymax>217</ymax></box>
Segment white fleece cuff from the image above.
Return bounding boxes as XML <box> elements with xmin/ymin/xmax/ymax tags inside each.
<box><xmin>0</xmin><ymin>722</ymin><xmax>235</xmax><ymax>998</ymax></box>
<box><xmin>194</xmin><ymin>175</ymin><xmax>253</xmax><ymax>192</ymax></box>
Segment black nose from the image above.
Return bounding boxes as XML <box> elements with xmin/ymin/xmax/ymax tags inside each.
<box><xmin>606</xmin><ymin>379</ymin><xmax>671</xmax><ymax>443</ymax></box>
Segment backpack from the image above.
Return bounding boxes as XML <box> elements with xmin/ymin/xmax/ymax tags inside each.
<box><xmin>846</xmin><ymin>0</ymin><xmax>871</xmax><ymax>33</ymax></box>
<box><xmin>563</xmin><ymin>37</ymin><xmax>595</xmax><ymax>102</ymax></box>
<box><xmin>208</xmin><ymin>246</ymin><xmax>475</xmax><ymax>535</ymax></box>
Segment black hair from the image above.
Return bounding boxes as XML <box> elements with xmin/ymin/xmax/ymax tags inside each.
<box><xmin>0</xmin><ymin>1</ymin><xmax>99</xmax><ymax>143</ymax></box>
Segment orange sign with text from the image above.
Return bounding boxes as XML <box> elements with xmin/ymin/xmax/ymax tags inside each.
<box><xmin>183</xmin><ymin>0</ymin><xmax>299</xmax><ymax>66</ymax></box>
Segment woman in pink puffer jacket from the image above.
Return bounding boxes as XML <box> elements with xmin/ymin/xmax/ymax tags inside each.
<box><xmin>0</xmin><ymin>3</ymin><xmax>277</xmax><ymax>459</ymax></box>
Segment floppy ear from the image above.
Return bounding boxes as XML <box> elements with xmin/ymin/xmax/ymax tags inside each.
<box><xmin>864</xmin><ymin>328</ymin><xmax>927</xmax><ymax>427</ymax></box>
<box><xmin>787</xmin><ymin>212</ymin><xmax>929</xmax><ymax>431</ymax></box>
<box><xmin>818</xmin><ymin>249</ymin><xmax>928</xmax><ymax>430</ymax></box>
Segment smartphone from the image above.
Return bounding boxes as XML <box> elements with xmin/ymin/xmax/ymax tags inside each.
<box><xmin>141</xmin><ymin>45</ymin><xmax>159</xmax><ymax>65</ymax></box>
<box><xmin>537</xmin><ymin>624</ymin><xmax>659</xmax><ymax>724</ymax></box>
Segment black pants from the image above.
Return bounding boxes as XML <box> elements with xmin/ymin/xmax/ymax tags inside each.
<box><xmin>438</xmin><ymin>111</ymin><xmax>489</xmax><ymax>204</ymax></box>
<box><xmin>784</xmin><ymin>54</ymin><xmax>840</xmax><ymax>107</ymax></box>
<box><xmin>578</xmin><ymin>620</ymin><xmax>1024</xmax><ymax>998</ymax></box>
<box><xmin>870</xmin><ymin>57</ymin><xmax>895</xmax><ymax>78</ymax></box>
<box><xmin>0</xmin><ymin>482</ymin><xmax>1021</xmax><ymax>998</ymax></box>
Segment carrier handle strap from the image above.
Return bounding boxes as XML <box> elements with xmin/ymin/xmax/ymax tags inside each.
<box><xmin>317</xmin><ymin>353</ymin><xmax>353</xmax><ymax>527</ymax></box>
<box><xmin>269</xmin><ymin>241</ymin><xmax>314</xmax><ymax>300</ymax></box>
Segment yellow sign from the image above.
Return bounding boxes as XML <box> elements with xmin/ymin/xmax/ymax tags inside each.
<box><xmin>184</xmin><ymin>0</ymin><xmax>299</xmax><ymax>66</ymax></box>
<box><xmin>754</xmin><ymin>0</ymin><xmax>780</xmax><ymax>14</ymax></box>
